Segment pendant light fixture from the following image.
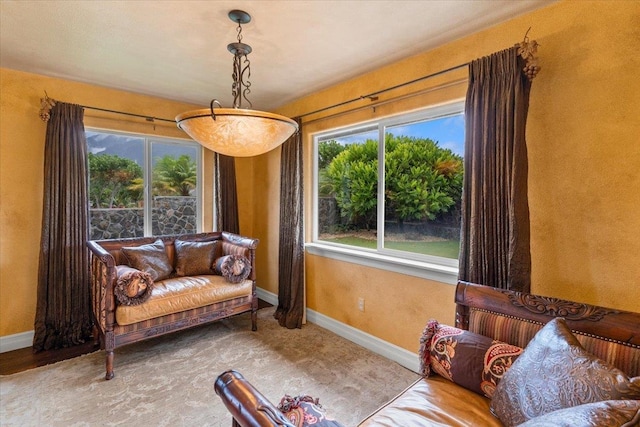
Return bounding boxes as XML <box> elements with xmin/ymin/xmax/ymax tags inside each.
<box><xmin>176</xmin><ymin>10</ymin><xmax>298</xmax><ymax>157</ymax></box>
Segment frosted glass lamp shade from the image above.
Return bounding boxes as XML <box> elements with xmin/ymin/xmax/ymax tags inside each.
<box><xmin>176</xmin><ymin>108</ymin><xmax>298</xmax><ymax>157</ymax></box>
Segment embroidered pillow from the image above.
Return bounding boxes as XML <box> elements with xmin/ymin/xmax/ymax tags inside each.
<box><xmin>517</xmin><ymin>400</ymin><xmax>640</xmax><ymax>427</ymax></box>
<box><xmin>418</xmin><ymin>319</ymin><xmax>523</xmax><ymax>398</ymax></box>
<box><xmin>114</xmin><ymin>265</ymin><xmax>154</xmax><ymax>306</ymax></box>
<box><xmin>214</xmin><ymin>254</ymin><xmax>251</xmax><ymax>283</ymax></box>
<box><xmin>277</xmin><ymin>395</ymin><xmax>344</xmax><ymax>427</ymax></box>
<box><xmin>490</xmin><ymin>317</ymin><xmax>640</xmax><ymax>427</ymax></box>
<box><xmin>122</xmin><ymin>239</ymin><xmax>173</xmax><ymax>281</ymax></box>
<box><xmin>174</xmin><ymin>239</ymin><xmax>217</xmax><ymax>276</ymax></box>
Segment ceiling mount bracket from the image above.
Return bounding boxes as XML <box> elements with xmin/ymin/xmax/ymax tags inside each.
<box><xmin>228</xmin><ymin>10</ymin><xmax>251</xmax><ymax>25</ymax></box>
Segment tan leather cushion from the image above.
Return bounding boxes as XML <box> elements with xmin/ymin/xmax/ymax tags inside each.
<box><xmin>358</xmin><ymin>375</ymin><xmax>502</xmax><ymax>427</ymax></box>
<box><xmin>116</xmin><ymin>275</ymin><xmax>252</xmax><ymax>326</ymax></box>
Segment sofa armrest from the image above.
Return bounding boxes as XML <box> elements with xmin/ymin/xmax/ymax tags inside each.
<box><xmin>222</xmin><ymin>232</ymin><xmax>259</xmax><ymax>250</ymax></box>
<box><xmin>215</xmin><ymin>370</ymin><xmax>294</xmax><ymax>427</ymax></box>
<box><xmin>87</xmin><ymin>240</ymin><xmax>117</xmax><ymax>332</ymax></box>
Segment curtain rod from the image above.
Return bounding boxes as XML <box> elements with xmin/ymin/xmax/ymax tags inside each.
<box><xmin>81</xmin><ymin>104</ymin><xmax>176</xmax><ymax>123</ymax></box>
<box><xmin>301</xmin><ymin>77</ymin><xmax>468</xmax><ymax>127</ymax></box>
<box><xmin>39</xmin><ymin>94</ymin><xmax>176</xmax><ymax>123</ymax></box>
<box><xmin>298</xmin><ymin>61</ymin><xmax>469</xmax><ymax>120</ymax></box>
<box><xmin>40</xmin><ymin>61</ymin><xmax>468</xmax><ymax>124</ymax></box>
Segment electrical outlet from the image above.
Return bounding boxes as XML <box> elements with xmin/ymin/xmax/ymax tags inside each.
<box><xmin>358</xmin><ymin>297</ymin><xmax>365</xmax><ymax>312</ymax></box>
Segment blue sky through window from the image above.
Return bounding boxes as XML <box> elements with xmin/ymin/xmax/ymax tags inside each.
<box><xmin>332</xmin><ymin>113</ymin><xmax>465</xmax><ymax>157</ymax></box>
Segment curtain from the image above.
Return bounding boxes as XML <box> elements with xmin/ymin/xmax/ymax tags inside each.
<box><xmin>33</xmin><ymin>102</ymin><xmax>93</xmax><ymax>351</ymax></box>
<box><xmin>213</xmin><ymin>153</ymin><xmax>239</xmax><ymax>234</ymax></box>
<box><xmin>275</xmin><ymin>119</ymin><xmax>304</xmax><ymax>329</ymax></box>
<box><xmin>458</xmin><ymin>46</ymin><xmax>532</xmax><ymax>292</ymax></box>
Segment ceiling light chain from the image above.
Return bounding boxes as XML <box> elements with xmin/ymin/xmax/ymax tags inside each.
<box><xmin>176</xmin><ymin>9</ymin><xmax>298</xmax><ymax>157</ymax></box>
<box><xmin>230</xmin><ymin>35</ymin><xmax>252</xmax><ymax>108</ymax></box>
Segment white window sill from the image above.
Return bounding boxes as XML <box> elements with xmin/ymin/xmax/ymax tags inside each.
<box><xmin>305</xmin><ymin>242</ymin><xmax>458</xmax><ymax>285</ymax></box>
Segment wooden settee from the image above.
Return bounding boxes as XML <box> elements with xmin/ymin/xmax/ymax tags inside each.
<box><xmin>215</xmin><ymin>281</ymin><xmax>640</xmax><ymax>426</ymax></box>
<box><xmin>88</xmin><ymin>231</ymin><xmax>258</xmax><ymax>380</ymax></box>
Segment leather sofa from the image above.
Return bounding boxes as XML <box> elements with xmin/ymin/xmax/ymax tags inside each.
<box><xmin>88</xmin><ymin>231</ymin><xmax>258</xmax><ymax>380</ymax></box>
<box><xmin>215</xmin><ymin>281</ymin><xmax>640</xmax><ymax>426</ymax></box>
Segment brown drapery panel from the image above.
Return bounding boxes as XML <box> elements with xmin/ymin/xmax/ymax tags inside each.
<box><xmin>275</xmin><ymin>119</ymin><xmax>304</xmax><ymax>329</ymax></box>
<box><xmin>213</xmin><ymin>153</ymin><xmax>239</xmax><ymax>234</ymax></box>
<box><xmin>33</xmin><ymin>102</ymin><xmax>93</xmax><ymax>351</ymax></box>
<box><xmin>458</xmin><ymin>46</ymin><xmax>532</xmax><ymax>292</ymax></box>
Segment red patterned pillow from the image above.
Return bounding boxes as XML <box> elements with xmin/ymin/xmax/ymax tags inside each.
<box><xmin>277</xmin><ymin>395</ymin><xmax>344</xmax><ymax>427</ymax></box>
<box><xmin>419</xmin><ymin>319</ymin><xmax>523</xmax><ymax>398</ymax></box>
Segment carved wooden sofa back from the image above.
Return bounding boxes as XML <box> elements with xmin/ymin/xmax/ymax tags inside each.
<box><xmin>455</xmin><ymin>281</ymin><xmax>640</xmax><ymax>376</ymax></box>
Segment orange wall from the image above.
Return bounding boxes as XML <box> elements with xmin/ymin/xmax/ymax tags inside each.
<box><xmin>256</xmin><ymin>0</ymin><xmax>640</xmax><ymax>352</ymax></box>
<box><xmin>0</xmin><ymin>68</ymin><xmax>219</xmax><ymax>337</ymax></box>
<box><xmin>2</xmin><ymin>1</ymin><xmax>639</xmax><ymax>351</ymax></box>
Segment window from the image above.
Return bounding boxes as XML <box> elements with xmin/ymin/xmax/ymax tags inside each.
<box><xmin>312</xmin><ymin>101</ymin><xmax>464</xmax><ymax>280</ymax></box>
<box><xmin>87</xmin><ymin>130</ymin><xmax>201</xmax><ymax>240</ymax></box>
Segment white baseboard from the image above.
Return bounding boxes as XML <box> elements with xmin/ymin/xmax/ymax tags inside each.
<box><xmin>256</xmin><ymin>287</ymin><xmax>279</xmax><ymax>306</ymax></box>
<box><xmin>0</xmin><ymin>330</ymin><xmax>34</xmax><ymax>353</ymax></box>
<box><xmin>256</xmin><ymin>287</ymin><xmax>419</xmax><ymax>373</ymax></box>
<box><xmin>2</xmin><ymin>289</ymin><xmax>420</xmax><ymax>374</ymax></box>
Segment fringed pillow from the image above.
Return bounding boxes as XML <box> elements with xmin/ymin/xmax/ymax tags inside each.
<box><xmin>214</xmin><ymin>254</ymin><xmax>251</xmax><ymax>283</ymax></box>
<box><xmin>114</xmin><ymin>265</ymin><xmax>154</xmax><ymax>306</ymax></box>
<box><xmin>419</xmin><ymin>319</ymin><xmax>523</xmax><ymax>398</ymax></box>
<box><xmin>277</xmin><ymin>395</ymin><xmax>344</xmax><ymax>427</ymax></box>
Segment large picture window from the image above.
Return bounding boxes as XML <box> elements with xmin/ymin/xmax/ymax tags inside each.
<box><xmin>313</xmin><ymin>101</ymin><xmax>464</xmax><ymax>275</ymax></box>
<box><xmin>86</xmin><ymin>130</ymin><xmax>201</xmax><ymax>240</ymax></box>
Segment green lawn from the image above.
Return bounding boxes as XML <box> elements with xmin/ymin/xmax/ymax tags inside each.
<box><xmin>324</xmin><ymin>236</ymin><xmax>460</xmax><ymax>259</ymax></box>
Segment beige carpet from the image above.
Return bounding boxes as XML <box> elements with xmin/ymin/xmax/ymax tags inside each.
<box><xmin>0</xmin><ymin>307</ymin><xmax>419</xmax><ymax>426</ymax></box>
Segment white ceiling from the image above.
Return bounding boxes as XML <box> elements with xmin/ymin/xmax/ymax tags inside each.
<box><xmin>0</xmin><ymin>0</ymin><xmax>553</xmax><ymax>112</ymax></box>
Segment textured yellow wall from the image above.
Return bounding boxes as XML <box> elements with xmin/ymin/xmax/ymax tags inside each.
<box><xmin>3</xmin><ymin>0</ymin><xmax>639</xmax><ymax>350</ymax></box>
<box><xmin>0</xmin><ymin>68</ymin><xmax>214</xmax><ymax>337</ymax></box>
<box><xmin>259</xmin><ymin>0</ymin><xmax>640</xmax><ymax>352</ymax></box>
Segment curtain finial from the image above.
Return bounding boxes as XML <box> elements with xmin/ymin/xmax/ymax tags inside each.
<box><xmin>39</xmin><ymin>91</ymin><xmax>57</xmax><ymax>122</ymax></box>
<box><xmin>517</xmin><ymin>28</ymin><xmax>540</xmax><ymax>81</ymax></box>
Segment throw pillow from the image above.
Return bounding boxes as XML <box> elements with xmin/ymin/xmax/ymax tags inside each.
<box><xmin>490</xmin><ymin>317</ymin><xmax>640</xmax><ymax>427</ymax></box>
<box><xmin>214</xmin><ymin>254</ymin><xmax>251</xmax><ymax>283</ymax></box>
<box><xmin>114</xmin><ymin>265</ymin><xmax>154</xmax><ymax>306</ymax></box>
<box><xmin>518</xmin><ymin>400</ymin><xmax>640</xmax><ymax>427</ymax></box>
<box><xmin>174</xmin><ymin>239</ymin><xmax>217</xmax><ymax>276</ymax></box>
<box><xmin>277</xmin><ymin>395</ymin><xmax>344</xmax><ymax>427</ymax></box>
<box><xmin>122</xmin><ymin>239</ymin><xmax>173</xmax><ymax>281</ymax></box>
<box><xmin>418</xmin><ymin>319</ymin><xmax>523</xmax><ymax>398</ymax></box>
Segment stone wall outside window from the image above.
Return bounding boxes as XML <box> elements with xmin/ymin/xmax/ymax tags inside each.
<box><xmin>90</xmin><ymin>196</ymin><xmax>196</xmax><ymax>240</ymax></box>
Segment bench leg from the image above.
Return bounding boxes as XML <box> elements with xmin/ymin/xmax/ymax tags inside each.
<box><xmin>92</xmin><ymin>325</ymin><xmax>99</xmax><ymax>346</ymax></box>
<box><xmin>251</xmin><ymin>309</ymin><xmax>257</xmax><ymax>331</ymax></box>
<box><xmin>105</xmin><ymin>350</ymin><xmax>114</xmax><ymax>380</ymax></box>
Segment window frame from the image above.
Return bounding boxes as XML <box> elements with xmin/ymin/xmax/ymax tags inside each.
<box><xmin>308</xmin><ymin>100</ymin><xmax>464</xmax><ymax>284</ymax></box>
<box><xmin>86</xmin><ymin>128</ymin><xmax>203</xmax><ymax>238</ymax></box>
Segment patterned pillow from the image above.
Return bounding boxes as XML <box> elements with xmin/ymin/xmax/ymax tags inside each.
<box><xmin>122</xmin><ymin>239</ymin><xmax>173</xmax><ymax>281</ymax></box>
<box><xmin>174</xmin><ymin>239</ymin><xmax>217</xmax><ymax>276</ymax></box>
<box><xmin>214</xmin><ymin>254</ymin><xmax>251</xmax><ymax>283</ymax></box>
<box><xmin>114</xmin><ymin>265</ymin><xmax>154</xmax><ymax>306</ymax></box>
<box><xmin>490</xmin><ymin>317</ymin><xmax>640</xmax><ymax>427</ymax></box>
<box><xmin>517</xmin><ymin>400</ymin><xmax>640</xmax><ymax>427</ymax></box>
<box><xmin>418</xmin><ymin>319</ymin><xmax>523</xmax><ymax>398</ymax></box>
<box><xmin>277</xmin><ymin>395</ymin><xmax>344</xmax><ymax>427</ymax></box>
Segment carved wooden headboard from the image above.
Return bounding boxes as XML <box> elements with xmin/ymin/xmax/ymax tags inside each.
<box><xmin>454</xmin><ymin>281</ymin><xmax>640</xmax><ymax>376</ymax></box>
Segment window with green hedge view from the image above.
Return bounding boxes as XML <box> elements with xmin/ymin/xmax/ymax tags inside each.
<box><xmin>315</xmin><ymin>102</ymin><xmax>464</xmax><ymax>262</ymax></box>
